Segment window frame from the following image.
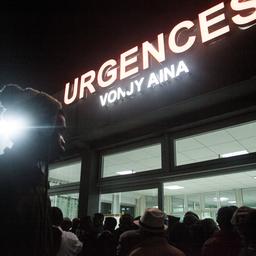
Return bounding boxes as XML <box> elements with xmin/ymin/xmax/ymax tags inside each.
<box><xmin>48</xmin><ymin>158</ymin><xmax>82</xmax><ymax>218</ymax></box>
<box><xmin>48</xmin><ymin>157</ymin><xmax>82</xmax><ymax>188</ymax></box>
<box><xmin>99</xmin><ymin>137</ymin><xmax>164</xmax><ymax>179</ymax></box>
<box><xmin>169</xmin><ymin>114</ymin><xmax>256</xmax><ymax>176</ymax></box>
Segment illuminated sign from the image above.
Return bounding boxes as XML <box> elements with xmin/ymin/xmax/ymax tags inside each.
<box><xmin>64</xmin><ymin>0</ymin><xmax>256</xmax><ymax>105</ymax></box>
<box><xmin>99</xmin><ymin>60</ymin><xmax>189</xmax><ymax>106</ymax></box>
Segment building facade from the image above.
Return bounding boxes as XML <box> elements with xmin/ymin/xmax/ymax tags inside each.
<box><xmin>48</xmin><ymin>1</ymin><xmax>256</xmax><ymax>221</ymax></box>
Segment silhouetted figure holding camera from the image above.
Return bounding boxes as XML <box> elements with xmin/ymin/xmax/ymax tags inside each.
<box><xmin>0</xmin><ymin>84</ymin><xmax>66</xmax><ymax>256</ymax></box>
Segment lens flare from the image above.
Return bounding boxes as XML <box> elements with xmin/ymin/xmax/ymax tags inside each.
<box><xmin>0</xmin><ymin>117</ymin><xmax>28</xmax><ymax>136</ymax></box>
<box><xmin>0</xmin><ymin>116</ymin><xmax>31</xmax><ymax>154</ymax></box>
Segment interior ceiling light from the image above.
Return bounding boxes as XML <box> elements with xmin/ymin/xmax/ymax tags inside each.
<box><xmin>214</xmin><ymin>197</ymin><xmax>229</xmax><ymax>202</ymax></box>
<box><xmin>221</xmin><ymin>150</ymin><xmax>248</xmax><ymax>158</ymax></box>
<box><xmin>228</xmin><ymin>201</ymin><xmax>236</xmax><ymax>204</ymax></box>
<box><xmin>116</xmin><ymin>170</ymin><xmax>136</xmax><ymax>175</ymax></box>
<box><xmin>165</xmin><ymin>185</ymin><xmax>184</xmax><ymax>190</ymax></box>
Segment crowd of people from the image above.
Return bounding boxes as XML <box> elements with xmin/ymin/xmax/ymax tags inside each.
<box><xmin>51</xmin><ymin>205</ymin><xmax>256</xmax><ymax>256</ymax></box>
<box><xmin>1</xmin><ymin>85</ymin><xmax>255</xmax><ymax>256</ymax></box>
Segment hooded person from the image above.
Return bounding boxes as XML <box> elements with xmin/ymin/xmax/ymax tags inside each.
<box><xmin>0</xmin><ymin>84</ymin><xmax>66</xmax><ymax>256</ymax></box>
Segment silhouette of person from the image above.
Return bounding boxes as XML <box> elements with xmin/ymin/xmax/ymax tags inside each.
<box><xmin>0</xmin><ymin>84</ymin><xmax>66</xmax><ymax>256</ymax></box>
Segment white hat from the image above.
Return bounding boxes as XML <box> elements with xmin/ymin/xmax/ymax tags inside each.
<box><xmin>134</xmin><ymin>208</ymin><xmax>168</xmax><ymax>233</ymax></box>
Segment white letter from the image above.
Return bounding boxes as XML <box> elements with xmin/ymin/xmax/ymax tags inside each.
<box><xmin>97</xmin><ymin>59</ymin><xmax>117</xmax><ymax>87</ymax></box>
<box><xmin>79</xmin><ymin>70</ymin><xmax>96</xmax><ymax>99</ymax></box>
<box><xmin>100</xmin><ymin>93</ymin><xmax>108</xmax><ymax>106</ymax></box>
<box><xmin>169</xmin><ymin>20</ymin><xmax>196</xmax><ymax>53</ymax></box>
<box><xmin>120</xmin><ymin>46</ymin><xmax>139</xmax><ymax>80</ymax></box>
<box><xmin>142</xmin><ymin>33</ymin><xmax>166</xmax><ymax>70</ymax></box>
<box><xmin>198</xmin><ymin>2</ymin><xmax>230</xmax><ymax>43</ymax></box>
<box><xmin>64</xmin><ymin>78</ymin><xmax>78</xmax><ymax>105</ymax></box>
<box><xmin>159</xmin><ymin>69</ymin><xmax>164</xmax><ymax>83</ymax></box>
<box><xmin>176</xmin><ymin>60</ymin><xmax>189</xmax><ymax>77</ymax></box>
<box><xmin>117</xmin><ymin>87</ymin><xmax>126</xmax><ymax>100</ymax></box>
<box><xmin>108</xmin><ymin>90</ymin><xmax>117</xmax><ymax>104</ymax></box>
<box><xmin>134</xmin><ymin>77</ymin><xmax>144</xmax><ymax>92</ymax></box>
<box><xmin>126</xmin><ymin>83</ymin><xmax>134</xmax><ymax>96</ymax></box>
<box><xmin>164</xmin><ymin>65</ymin><xmax>175</xmax><ymax>81</ymax></box>
<box><xmin>231</xmin><ymin>0</ymin><xmax>256</xmax><ymax>26</ymax></box>
<box><xmin>147</xmin><ymin>72</ymin><xmax>159</xmax><ymax>88</ymax></box>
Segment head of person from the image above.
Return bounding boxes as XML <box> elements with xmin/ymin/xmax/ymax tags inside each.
<box><xmin>119</xmin><ymin>214</ymin><xmax>134</xmax><ymax>229</ymax></box>
<box><xmin>72</xmin><ymin>218</ymin><xmax>80</xmax><ymax>230</ymax></box>
<box><xmin>167</xmin><ymin>215</ymin><xmax>180</xmax><ymax>230</ymax></box>
<box><xmin>51</xmin><ymin>206</ymin><xmax>64</xmax><ymax>227</ymax></box>
<box><xmin>183</xmin><ymin>211</ymin><xmax>199</xmax><ymax>226</ymax></box>
<box><xmin>229</xmin><ymin>205</ymin><xmax>238</xmax><ymax>212</ymax></box>
<box><xmin>217</xmin><ymin>206</ymin><xmax>237</xmax><ymax>230</ymax></box>
<box><xmin>201</xmin><ymin>218</ymin><xmax>218</xmax><ymax>240</ymax></box>
<box><xmin>231</xmin><ymin>206</ymin><xmax>253</xmax><ymax>237</ymax></box>
<box><xmin>243</xmin><ymin>209</ymin><xmax>256</xmax><ymax>243</ymax></box>
<box><xmin>134</xmin><ymin>208</ymin><xmax>168</xmax><ymax>236</ymax></box>
<box><xmin>93</xmin><ymin>213</ymin><xmax>104</xmax><ymax>227</ymax></box>
<box><xmin>104</xmin><ymin>217</ymin><xmax>117</xmax><ymax>233</ymax></box>
<box><xmin>61</xmin><ymin>217</ymin><xmax>72</xmax><ymax>231</ymax></box>
<box><xmin>0</xmin><ymin>84</ymin><xmax>66</xmax><ymax>161</ymax></box>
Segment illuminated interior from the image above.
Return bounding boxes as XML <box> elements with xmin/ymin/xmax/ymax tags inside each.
<box><xmin>50</xmin><ymin>193</ymin><xmax>79</xmax><ymax>220</ymax></box>
<box><xmin>164</xmin><ymin>169</ymin><xmax>256</xmax><ymax>220</ymax></box>
<box><xmin>100</xmin><ymin>188</ymin><xmax>158</xmax><ymax>218</ymax></box>
<box><xmin>102</xmin><ymin>144</ymin><xmax>161</xmax><ymax>177</ymax></box>
<box><xmin>99</xmin><ymin>169</ymin><xmax>256</xmax><ymax>220</ymax></box>
<box><xmin>48</xmin><ymin>161</ymin><xmax>81</xmax><ymax>187</ymax></box>
<box><xmin>176</xmin><ymin>120</ymin><xmax>256</xmax><ymax>165</ymax></box>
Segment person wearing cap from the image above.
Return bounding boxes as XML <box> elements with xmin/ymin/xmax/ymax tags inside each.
<box><xmin>117</xmin><ymin>208</ymin><xmax>185</xmax><ymax>256</ymax></box>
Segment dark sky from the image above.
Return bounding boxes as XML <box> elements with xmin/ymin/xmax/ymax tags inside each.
<box><xmin>0</xmin><ymin>1</ymin><xmax>215</xmax><ymax>96</ymax></box>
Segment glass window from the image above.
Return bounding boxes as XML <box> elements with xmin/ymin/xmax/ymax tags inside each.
<box><xmin>49</xmin><ymin>160</ymin><xmax>81</xmax><ymax>187</ymax></box>
<box><xmin>204</xmin><ymin>192</ymin><xmax>218</xmax><ymax>209</ymax></box>
<box><xmin>120</xmin><ymin>205</ymin><xmax>135</xmax><ymax>216</ymax></box>
<box><xmin>101</xmin><ymin>202</ymin><xmax>112</xmax><ymax>215</ymax></box>
<box><xmin>100</xmin><ymin>188</ymin><xmax>158</xmax><ymax>217</ymax></box>
<box><xmin>175</xmin><ymin>121</ymin><xmax>256</xmax><ymax>166</ymax></box>
<box><xmin>102</xmin><ymin>143</ymin><xmax>161</xmax><ymax>178</ymax></box>
<box><xmin>188</xmin><ymin>194</ymin><xmax>201</xmax><ymax>211</ymax></box>
<box><xmin>164</xmin><ymin>169</ymin><xmax>256</xmax><ymax>220</ymax></box>
<box><xmin>243</xmin><ymin>187</ymin><xmax>256</xmax><ymax>208</ymax></box>
<box><xmin>172</xmin><ymin>195</ymin><xmax>184</xmax><ymax>213</ymax></box>
<box><xmin>50</xmin><ymin>193</ymin><xmax>79</xmax><ymax>220</ymax></box>
<box><xmin>220</xmin><ymin>190</ymin><xmax>236</xmax><ymax>207</ymax></box>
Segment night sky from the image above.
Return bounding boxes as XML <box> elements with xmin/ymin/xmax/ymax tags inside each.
<box><xmin>0</xmin><ymin>1</ymin><xmax>219</xmax><ymax>96</ymax></box>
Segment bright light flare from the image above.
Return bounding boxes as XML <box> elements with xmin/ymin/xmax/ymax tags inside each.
<box><xmin>0</xmin><ymin>116</ymin><xmax>31</xmax><ymax>154</ymax></box>
<box><xmin>0</xmin><ymin>117</ymin><xmax>29</xmax><ymax>136</ymax></box>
